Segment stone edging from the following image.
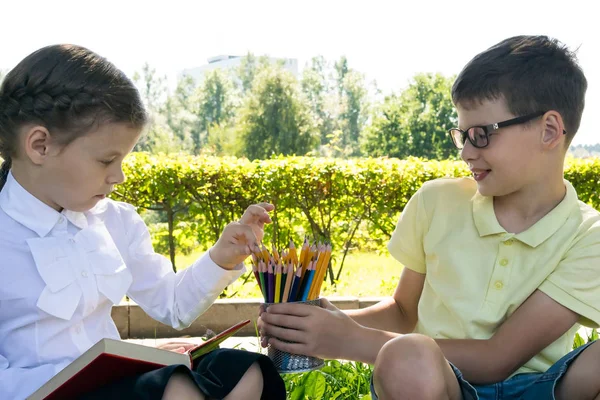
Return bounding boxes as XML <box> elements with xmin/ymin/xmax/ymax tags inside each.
<box><xmin>112</xmin><ymin>297</ymin><xmax>386</xmax><ymax>339</ymax></box>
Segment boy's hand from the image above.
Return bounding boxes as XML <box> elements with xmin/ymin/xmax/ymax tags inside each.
<box><xmin>239</xmin><ymin>202</ymin><xmax>274</xmax><ymax>243</ymax></box>
<box><xmin>209</xmin><ymin>202</ymin><xmax>274</xmax><ymax>270</ymax></box>
<box><xmin>257</xmin><ymin>298</ymin><xmax>362</xmax><ymax>360</ymax></box>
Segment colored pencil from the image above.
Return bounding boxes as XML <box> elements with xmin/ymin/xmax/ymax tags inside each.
<box><xmin>288</xmin><ymin>265</ymin><xmax>302</xmax><ymax>302</ymax></box>
<box><xmin>300</xmin><ymin>262</ymin><xmax>314</xmax><ymax>301</ymax></box>
<box><xmin>251</xmin><ymin>238</ymin><xmax>331</xmax><ymax>303</ymax></box>
<box><xmin>259</xmin><ymin>261</ymin><xmax>267</xmax><ymax>302</ymax></box>
<box><xmin>282</xmin><ymin>261</ymin><xmax>294</xmax><ymax>303</ymax></box>
<box><xmin>267</xmin><ymin>262</ymin><xmax>274</xmax><ymax>303</ymax></box>
<box><xmin>274</xmin><ymin>262</ymin><xmax>282</xmax><ymax>304</ymax></box>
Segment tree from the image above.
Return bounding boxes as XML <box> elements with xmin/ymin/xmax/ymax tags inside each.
<box><xmin>361</xmin><ymin>73</ymin><xmax>458</xmax><ymax>159</ymax></box>
<box><xmin>328</xmin><ymin>56</ymin><xmax>369</xmax><ymax>156</ymax></box>
<box><xmin>132</xmin><ymin>63</ymin><xmax>171</xmax><ymax>152</ymax></box>
<box><xmin>235</xmin><ymin>53</ymin><xmax>270</xmax><ymax>95</ymax></box>
<box><xmin>301</xmin><ymin>56</ymin><xmax>335</xmax><ymax>146</ymax></box>
<box><xmin>237</xmin><ymin>65</ymin><xmax>319</xmax><ymax>160</ymax></box>
<box><xmin>0</xmin><ymin>69</ymin><xmax>6</xmax><ymax>85</ymax></box>
<box><xmin>334</xmin><ymin>56</ymin><xmax>349</xmax><ymax>97</ymax></box>
<box><xmin>163</xmin><ymin>74</ymin><xmax>196</xmax><ymax>150</ymax></box>
<box><xmin>301</xmin><ymin>56</ymin><xmax>369</xmax><ymax>157</ymax></box>
<box><xmin>133</xmin><ymin>63</ymin><xmax>167</xmax><ymax>113</ymax></box>
<box><xmin>192</xmin><ymin>69</ymin><xmax>236</xmax><ymax>154</ymax></box>
<box><xmin>339</xmin><ymin>70</ymin><xmax>369</xmax><ymax>155</ymax></box>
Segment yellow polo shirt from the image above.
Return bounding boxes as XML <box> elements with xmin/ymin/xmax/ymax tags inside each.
<box><xmin>388</xmin><ymin>177</ymin><xmax>600</xmax><ymax>375</ymax></box>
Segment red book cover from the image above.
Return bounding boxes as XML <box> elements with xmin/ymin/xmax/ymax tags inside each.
<box><xmin>27</xmin><ymin>320</ymin><xmax>251</xmax><ymax>400</ymax></box>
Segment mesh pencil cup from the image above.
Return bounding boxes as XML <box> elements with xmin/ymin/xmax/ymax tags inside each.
<box><xmin>264</xmin><ymin>298</ymin><xmax>325</xmax><ymax>373</ymax></box>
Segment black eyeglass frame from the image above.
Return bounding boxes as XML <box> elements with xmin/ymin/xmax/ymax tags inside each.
<box><xmin>448</xmin><ymin>111</ymin><xmax>566</xmax><ymax>149</ymax></box>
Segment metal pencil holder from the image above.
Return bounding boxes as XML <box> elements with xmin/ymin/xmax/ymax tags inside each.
<box><xmin>264</xmin><ymin>298</ymin><xmax>325</xmax><ymax>373</ymax></box>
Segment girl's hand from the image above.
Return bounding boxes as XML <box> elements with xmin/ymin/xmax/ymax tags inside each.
<box><xmin>209</xmin><ymin>202</ymin><xmax>274</xmax><ymax>270</ymax></box>
<box><xmin>257</xmin><ymin>298</ymin><xmax>363</xmax><ymax>360</ymax></box>
<box><xmin>238</xmin><ymin>202</ymin><xmax>274</xmax><ymax>243</ymax></box>
<box><xmin>155</xmin><ymin>341</ymin><xmax>198</xmax><ymax>354</ymax></box>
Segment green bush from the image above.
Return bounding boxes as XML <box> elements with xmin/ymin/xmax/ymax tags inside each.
<box><xmin>114</xmin><ymin>153</ymin><xmax>600</xmax><ymax>276</ymax></box>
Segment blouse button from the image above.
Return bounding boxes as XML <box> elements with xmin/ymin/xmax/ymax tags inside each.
<box><xmin>81</xmin><ymin>270</ymin><xmax>88</xmax><ymax>278</ymax></box>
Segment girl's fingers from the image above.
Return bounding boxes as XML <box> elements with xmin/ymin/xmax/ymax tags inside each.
<box><xmin>256</xmin><ymin>202</ymin><xmax>275</xmax><ymax>211</ymax></box>
<box><xmin>240</xmin><ymin>204</ymin><xmax>273</xmax><ymax>224</ymax></box>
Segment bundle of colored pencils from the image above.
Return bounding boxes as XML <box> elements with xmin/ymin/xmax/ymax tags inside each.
<box><xmin>251</xmin><ymin>238</ymin><xmax>332</xmax><ymax>303</ymax></box>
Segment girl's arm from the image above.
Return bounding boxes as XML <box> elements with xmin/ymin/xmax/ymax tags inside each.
<box><xmin>120</xmin><ymin>203</ymin><xmax>246</xmax><ymax>330</ymax></box>
<box><xmin>115</xmin><ymin>202</ymin><xmax>271</xmax><ymax>330</ymax></box>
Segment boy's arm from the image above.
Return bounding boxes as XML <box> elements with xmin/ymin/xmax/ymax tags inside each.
<box><xmin>345</xmin><ymin>267</ymin><xmax>424</xmax><ymax>334</ymax></box>
<box><xmin>437</xmin><ymin>289</ymin><xmax>579</xmax><ymax>384</ymax></box>
<box><xmin>346</xmin><ymin>288</ymin><xmax>578</xmax><ymax>384</ymax></box>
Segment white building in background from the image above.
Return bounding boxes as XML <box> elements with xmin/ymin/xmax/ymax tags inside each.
<box><xmin>180</xmin><ymin>55</ymin><xmax>299</xmax><ymax>84</ymax></box>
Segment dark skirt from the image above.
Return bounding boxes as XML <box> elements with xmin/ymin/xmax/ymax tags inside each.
<box><xmin>79</xmin><ymin>348</ymin><xmax>286</xmax><ymax>400</ymax></box>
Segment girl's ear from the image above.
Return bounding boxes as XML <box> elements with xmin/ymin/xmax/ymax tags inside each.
<box><xmin>22</xmin><ymin>125</ymin><xmax>54</xmax><ymax>165</ymax></box>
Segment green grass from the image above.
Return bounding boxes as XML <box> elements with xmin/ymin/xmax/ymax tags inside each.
<box><xmin>175</xmin><ymin>250</ymin><xmax>402</xmax><ymax>299</ymax></box>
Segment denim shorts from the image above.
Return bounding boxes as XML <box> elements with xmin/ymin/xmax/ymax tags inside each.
<box><xmin>370</xmin><ymin>341</ymin><xmax>596</xmax><ymax>400</ymax></box>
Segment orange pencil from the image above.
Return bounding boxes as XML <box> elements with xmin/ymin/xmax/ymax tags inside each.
<box><xmin>312</xmin><ymin>244</ymin><xmax>332</xmax><ymax>299</ymax></box>
<box><xmin>272</xmin><ymin>245</ymin><xmax>280</xmax><ymax>264</ymax></box>
<box><xmin>308</xmin><ymin>245</ymin><xmax>325</xmax><ymax>299</ymax></box>
<box><xmin>261</xmin><ymin>244</ymin><xmax>270</xmax><ymax>264</ymax></box>
<box><xmin>288</xmin><ymin>239</ymin><xmax>299</xmax><ymax>266</ymax></box>
<box><xmin>298</xmin><ymin>238</ymin><xmax>310</xmax><ymax>278</ymax></box>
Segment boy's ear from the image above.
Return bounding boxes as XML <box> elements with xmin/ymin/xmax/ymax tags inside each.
<box><xmin>540</xmin><ymin>111</ymin><xmax>565</xmax><ymax>150</ymax></box>
<box><xmin>23</xmin><ymin>125</ymin><xmax>54</xmax><ymax>165</ymax></box>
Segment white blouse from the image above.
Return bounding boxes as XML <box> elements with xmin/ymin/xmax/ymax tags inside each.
<box><xmin>0</xmin><ymin>172</ymin><xmax>245</xmax><ymax>399</ymax></box>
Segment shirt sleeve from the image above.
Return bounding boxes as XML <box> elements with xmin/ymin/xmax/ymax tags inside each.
<box><xmin>538</xmin><ymin>220</ymin><xmax>600</xmax><ymax>328</ymax></box>
<box><xmin>0</xmin><ymin>353</ymin><xmax>66</xmax><ymax>400</ymax></box>
<box><xmin>387</xmin><ymin>184</ymin><xmax>430</xmax><ymax>274</ymax></box>
<box><xmin>119</xmin><ymin>203</ymin><xmax>245</xmax><ymax>330</ymax></box>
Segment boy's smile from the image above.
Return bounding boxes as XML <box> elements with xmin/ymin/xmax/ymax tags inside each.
<box><xmin>456</xmin><ymin>97</ymin><xmax>544</xmax><ymax>198</ymax></box>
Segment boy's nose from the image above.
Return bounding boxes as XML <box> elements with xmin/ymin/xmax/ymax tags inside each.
<box><xmin>460</xmin><ymin>140</ymin><xmax>479</xmax><ymax>162</ymax></box>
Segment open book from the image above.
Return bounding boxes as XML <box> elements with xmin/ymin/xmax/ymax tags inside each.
<box><xmin>27</xmin><ymin>319</ymin><xmax>251</xmax><ymax>400</ymax></box>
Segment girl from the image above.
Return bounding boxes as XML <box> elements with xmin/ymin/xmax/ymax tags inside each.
<box><xmin>0</xmin><ymin>44</ymin><xmax>285</xmax><ymax>400</ymax></box>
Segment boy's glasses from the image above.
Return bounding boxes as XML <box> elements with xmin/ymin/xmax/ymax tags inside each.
<box><xmin>448</xmin><ymin>111</ymin><xmax>562</xmax><ymax>149</ymax></box>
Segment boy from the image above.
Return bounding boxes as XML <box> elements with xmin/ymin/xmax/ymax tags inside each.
<box><xmin>258</xmin><ymin>35</ymin><xmax>600</xmax><ymax>399</ymax></box>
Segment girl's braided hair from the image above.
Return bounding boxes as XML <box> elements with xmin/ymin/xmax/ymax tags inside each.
<box><xmin>0</xmin><ymin>44</ymin><xmax>148</xmax><ymax>189</ymax></box>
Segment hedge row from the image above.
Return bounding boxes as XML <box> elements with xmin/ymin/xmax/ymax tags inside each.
<box><xmin>113</xmin><ymin>154</ymin><xmax>600</xmax><ymax>277</ymax></box>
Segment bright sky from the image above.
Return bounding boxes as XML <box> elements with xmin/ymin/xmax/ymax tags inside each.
<box><xmin>1</xmin><ymin>0</ymin><xmax>598</xmax><ymax>145</ymax></box>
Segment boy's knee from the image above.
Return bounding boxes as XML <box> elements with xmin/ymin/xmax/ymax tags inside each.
<box><xmin>373</xmin><ymin>334</ymin><xmax>447</xmax><ymax>398</ymax></box>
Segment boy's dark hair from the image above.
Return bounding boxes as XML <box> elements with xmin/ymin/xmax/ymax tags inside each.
<box><xmin>0</xmin><ymin>44</ymin><xmax>148</xmax><ymax>189</ymax></box>
<box><xmin>452</xmin><ymin>35</ymin><xmax>587</xmax><ymax>145</ymax></box>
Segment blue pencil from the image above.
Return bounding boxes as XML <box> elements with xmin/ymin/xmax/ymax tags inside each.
<box><xmin>300</xmin><ymin>263</ymin><xmax>316</xmax><ymax>301</ymax></box>
<box><xmin>296</xmin><ymin>260</ymin><xmax>313</xmax><ymax>301</ymax></box>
